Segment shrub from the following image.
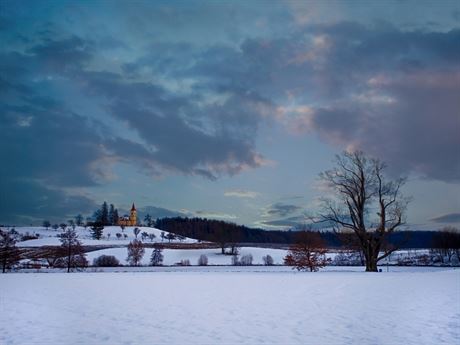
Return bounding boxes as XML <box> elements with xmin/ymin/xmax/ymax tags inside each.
<box><xmin>198</xmin><ymin>254</ymin><xmax>208</xmax><ymax>266</ymax></box>
<box><xmin>179</xmin><ymin>259</ymin><xmax>191</xmax><ymax>266</ymax></box>
<box><xmin>93</xmin><ymin>255</ymin><xmax>120</xmax><ymax>267</ymax></box>
<box><xmin>240</xmin><ymin>254</ymin><xmax>253</xmax><ymax>266</ymax></box>
<box><xmin>262</xmin><ymin>255</ymin><xmax>274</xmax><ymax>266</ymax></box>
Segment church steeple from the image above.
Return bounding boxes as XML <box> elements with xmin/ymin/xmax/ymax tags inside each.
<box><xmin>131</xmin><ymin>203</ymin><xmax>136</xmax><ymax>211</ymax></box>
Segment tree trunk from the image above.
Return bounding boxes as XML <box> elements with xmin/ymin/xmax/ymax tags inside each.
<box><xmin>364</xmin><ymin>243</ymin><xmax>379</xmax><ymax>272</ymax></box>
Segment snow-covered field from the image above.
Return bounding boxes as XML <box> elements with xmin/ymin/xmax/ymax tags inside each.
<box><xmin>86</xmin><ymin>246</ymin><xmax>288</xmax><ymax>266</ymax></box>
<box><xmin>1</xmin><ymin>268</ymin><xmax>459</xmax><ymax>345</ymax></box>
<box><xmin>14</xmin><ymin>226</ymin><xmax>198</xmax><ymax>247</ymax></box>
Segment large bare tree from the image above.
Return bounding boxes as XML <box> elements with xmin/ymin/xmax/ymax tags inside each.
<box><xmin>319</xmin><ymin>151</ymin><xmax>408</xmax><ymax>272</ymax></box>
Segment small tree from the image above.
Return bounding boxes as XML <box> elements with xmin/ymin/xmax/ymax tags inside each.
<box><xmin>42</xmin><ymin>220</ymin><xmax>51</xmax><ymax>230</ymax></box>
<box><xmin>116</xmin><ymin>233</ymin><xmax>122</xmax><ymax>240</ymax></box>
<box><xmin>198</xmin><ymin>254</ymin><xmax>208</xmax><ymax>266</ymax></box>
<box><xmin>90</xmin><ymin>224</ymin><xmax>104</xmax><ymax>240</ymax></box>
<box><xmin>141</xmin><ymin>231</ymin><xmax>149</xmax><ymax>241</ymax></box>
<box><xmin>166</xmin><ymin>233</ymin><xmax>176</xmax><ymax>242</ymax></box>
<box><xmin>133</xmin><ymin>227</ymin><xmax>141</xmax><ymax>239</ymax></box>
<box><xmin>0</xmin><ymin>229</ymin><xmax>21</xmax><ymax>273</ymax></box>
<box><xmin>284</xmin><ymin>231</ymin><xmax>330</xmax><ymax>272</ymax></box>
<box><xmin>150</xmin><ymin>247</ymin><xmax>164</xmax><ymax>266</ymax></box>
<box><xmin>127</xmin><ymin>239</ymin><xmax>145</xmax><ymax>266</ymax></box>
<box><xmin>52</xmin><ymin>224</ymin><xmax>59</xmax><ymax>231</ymax></box>
<box><xmin>148</xmin><ymin>233</ymin><xmax>156</xmax><ymax>242</ymax></box>
<box><xmin>161</xmin><ymin>231</ymin><xmax>165</xmax><ymax>242</ymax></box>
<box><xmin>262</xmin><ymin>255</ymin><xmax>274</xmax><ymax>266</ymax></box>
<box><xmin>59</xmin><ymin>223</ymin><xmax>67</xmax><ymax>231</ymax></box>
<box><xmin>58</xmin><ymin>228</ymin><xmax>87</xmax><ymax>272</ymax></box>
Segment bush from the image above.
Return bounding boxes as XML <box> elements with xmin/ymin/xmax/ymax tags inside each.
<box><xmin>93</xmin><ymin>255</ymin><xmax>120</xmax><ymax>267</ymax></box>
<box><xmin>180</xmin><ymin>259</ymin><xmax>191</xmax><ymax>266</ymax></box>
<box><xmin>231</xmin><ymin>255</ymin><xmax>240</xmax><ymax>266</ymax></box>
<box><xmin>262</xmin><ymin>255</ymin><xmax>274</xmax><ymax>266</ymax></box>
<box><xmin>198</xmin><ymin>254</ymin><xmax>208</xmax><ymax>266</ymax></box>
<box><xmin>240</xmin><ymin>254</ymin><xmax>253</xmax><ymax>266</ymax></box>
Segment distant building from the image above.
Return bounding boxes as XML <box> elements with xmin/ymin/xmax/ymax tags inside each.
<box><xmin>118</xmin><ymin>203</ymin><xmax>137</xmax><ymax>226</ymax></box>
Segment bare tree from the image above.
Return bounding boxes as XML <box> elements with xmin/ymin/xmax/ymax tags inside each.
<box><xmin>58</xmin><ymin>228</ymin><xmax>87</xmax><ymax>272</ymax></box>
<box><xmin>0</xmin><ymin>229</ymin><xmax>21</xmax><ymax>273</ymax></box>
<box><xmin>431</xmin><ymin>227</ymin><xmax>460</xmax><ymax>264</ymax></box>
<box><xmin>284</xmin><ymin>231</ymin><xmax>330</xmax><ymax>272</ymax></box>
<box><xmin>133</xmin><ymin>227</ymin><xmax>141</xmax><ymax>239</ymax></box>
<box><xmin>318</xmin><ymin>151</ymin><xmax>408</xmax><ymax>272</ymax></box>
<box><xmin>127</xmin><ymin>239</ymin><xmax>145</xmax><ymax>266</ymax></box>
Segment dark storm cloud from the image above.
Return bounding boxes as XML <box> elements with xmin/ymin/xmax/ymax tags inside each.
<box><xmin>2</xmin><ymin>1</ymin><xmax>459</xmax><ymax>225</ymax></box>
<box><xmin>430</xmin><ymin>213</ymin><xmax>460</xmax><ymax>224</ymax></box>
<box><xmin>0</xmin><ymin>179</ymin><xmax>97</xmax><ymax>225</ymax></box>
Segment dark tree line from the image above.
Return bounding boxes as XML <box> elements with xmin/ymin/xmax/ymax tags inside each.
<box><xmin>155</xmin><ymin>217</ymin><xmax>441</xmax><ymax>249</ymax></box>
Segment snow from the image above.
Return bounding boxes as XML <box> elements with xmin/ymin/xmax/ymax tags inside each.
<box><xmin>86</xmin><ymin>246</ymin><xmax>288</xmax><ymax>266</ymax></box>
<box><xmin>1</xmin><ymin>268</ymin><xmax>458</xmax><ymax>345</ymax></box>
<box><xmin>13</xmin><ymin>226</ymin><xmax>198</xmax><ymax>247</ymax></box>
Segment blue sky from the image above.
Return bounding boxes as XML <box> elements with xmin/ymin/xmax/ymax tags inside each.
<box><xmin>1</xmin><ymin>0</ymin><xmax>459</xmax><ymax>229</ymax></box>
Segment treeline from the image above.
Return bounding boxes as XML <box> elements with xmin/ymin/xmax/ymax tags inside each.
<box><xmin>154</xmin><ymin>217</ymin><xmax>443</xmax><ymax>249</ymax></box>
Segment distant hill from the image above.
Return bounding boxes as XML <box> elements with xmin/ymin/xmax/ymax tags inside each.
<box><xmin>154</xmin><ymin>217</ymin><xmax>437</xmax><ymax>249</ymax></box>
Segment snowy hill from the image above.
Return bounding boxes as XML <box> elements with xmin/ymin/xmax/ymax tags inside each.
<box><xmin>12</xmin><ymin>226</ymin><xmax>199</xmax><ymax>247</ymax></box>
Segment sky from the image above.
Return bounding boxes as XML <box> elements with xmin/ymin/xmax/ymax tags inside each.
<box><xmin>1</xmin><ymin>0</ymin><xmax>459</xmax><ymax>230</ymax></box>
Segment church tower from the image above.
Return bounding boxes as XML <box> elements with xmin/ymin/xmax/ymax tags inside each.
<box><xmin>129</xmin><ymin>203</ymin><xmax>137</xmax><ymax>226</ymax></box>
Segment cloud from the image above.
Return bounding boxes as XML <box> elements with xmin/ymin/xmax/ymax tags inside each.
<box><xmin>194</xmin><ymin>211</ymin><xmax>237</xmax><ymax>220</ymax></box>
<box><xmin>0</xmin><ymin>179</ymin><xmax>97</xmax><ymax>225</ymax></box>
<box><xmin>430</xmin><ymin>213</ymin><xmax>460</xmax><ymax>224</ymax></box>
<box><xmin>263</xmin><ymin>203</ymin><xmax>302</xmax><ymax>217</ymax></box>
<box><xmin>224</xmin><ymin>189</ymin><xmax>260</xmax><ymax>198</ymax></box>
<box><xmin>136</xmin><ymin>206</ymin><xmax>188</xmax><ymax>220</ymax></box>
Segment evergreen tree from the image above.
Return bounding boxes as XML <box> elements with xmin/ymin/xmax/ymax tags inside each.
<box><xmin>101</xmin><ymin>201</ymin><xmax>109</xmax><ymax>225</ymax></box>
<box><xmin>75</xmin><ymin>214</ymin><xmax>83</xmax><ymax>226</ymax></box>
<box><xmin>113</xmin><ymin>209</ymin><xmax>119</xmax><ymax>225</ymax></box>
<box><xmin>90</xmin><ymin>224</ymin><xmax>104</xmax><ymax>240</ymax></box>
<box><xmin>150</xmin><ymin>247</ymin><xmax>164</xmax><ymax>266</ymax></box>
<box><xmin>109</xmin><ymin>204</ymin><xmax>116</xmax><ymax>225</ymax></box>
<box><xmin>144</xmin><ymin>214</ymin><xmax>153</xmax><ymax>227</ymax></box>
